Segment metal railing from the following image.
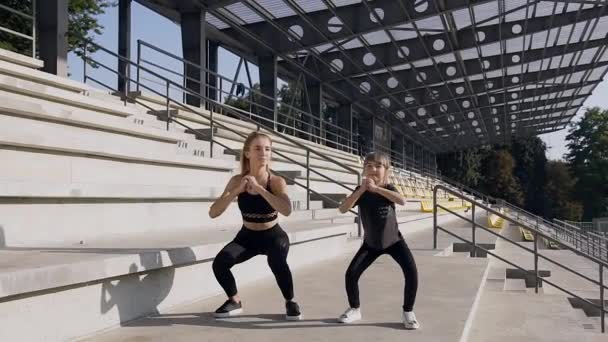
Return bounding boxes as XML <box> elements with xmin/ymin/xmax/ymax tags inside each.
<box><xmin>80</xmin><ymin>38</ymin><xmax>364</xmax><ymax>235</ymax></box>
<box><xmin>0</xmin><ymin>0</ymin><xmax>36</xmax><ymax>58</ymax></box>
<box><xmin>555</xmin><ymin>219</ymin><xmax>608</xmax><ymax>261</ymax></box>
<box><xmin>432</xmin><ymin>184</ymin><xmax>607</xmax><ymax>333</ymax></box>
<box><xmin>501</xmin><ymin>201</ymin><xmax>608</xmax><ymax>263</ymax></box>
<box><xmin>564</xmin><ymin>220</ymin><xmax>596</xmax><ymax>232</ymax></box>
<box><xmin>134</xmin><ymin>40</ymin><xmax>359</xmax><ymax>155</ymax></box>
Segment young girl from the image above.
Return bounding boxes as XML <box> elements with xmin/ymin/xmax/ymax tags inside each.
<box><xmin>209</xmin><ymin>131</ymin><xmax>301</xmax><ymax>320</ymax></box>
<box><xmin>337</xmin><ymin>152</ymin><xmax>420</xmax><ymax>329</ymax></box>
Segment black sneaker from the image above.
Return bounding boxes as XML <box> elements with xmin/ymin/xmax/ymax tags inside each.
<box><xmin>214</xmin><ymin>299</ymin><xmax>243</xmax><ymax>318</ymax></box>
<box><xmin>285</xmin><ymin>301</ymin><xmax>302</xmax><ymax>321</ymax></box>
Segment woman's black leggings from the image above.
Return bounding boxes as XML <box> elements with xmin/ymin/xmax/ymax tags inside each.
<box><xmin>345</xmin><ymin>239</ymin><xmax>418</xmax><ymax>311</ymax></box>
<box><xmin>212</xmin><ymin>224</ymin><xmax>294</xmax><ymax>300</ymax></box>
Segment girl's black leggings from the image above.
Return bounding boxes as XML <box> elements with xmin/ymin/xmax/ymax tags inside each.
<box><xmin>212</xmin><ymin>224</ymin><xmax>294</xmax><ymax>300</ymax></box>
<box><xmin>345</xmin><ymin>239</ymin><xmax>418</xmax><ymax>311</ymax></box>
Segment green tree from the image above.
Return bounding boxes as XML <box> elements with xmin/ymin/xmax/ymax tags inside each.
<box><xmin>437</xmin><ymin>148</ymin><xmax>487</xmax><ymax>188</ymax></box>
<box><xmin>565</xmin><ymin>107</ymin><xmax>608</xmax><ymax>220</ymax></box>
<box><xmin>223</xmin><ymin>83</ymin><xmax>262</xmax><ymax>117</ymax></box>
<box><xmin>277</xmin><ymin>82</ymin><xmax>303</xmax><ymax>135</ymax></box>
<box><xmin>509</xmin><ymin>137</ymin><xmax>548</xmax><ymax>215</ymax></box>
<box><xmin>544</xmin><ymin>161</ymin><xmax>583</xmax><ymax>220</ymax></box>
<box><xmin>480</xmin><ymin>149</ymin><xmax>524</xmax><ymax>206</ymax></box>
<box><xmin>0</xmin><ymin>0</ymin><xmax>114</xmax><ymax>57</ymax></box>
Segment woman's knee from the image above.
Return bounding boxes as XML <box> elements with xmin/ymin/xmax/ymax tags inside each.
<box><xmin>212</xmin><ymin>251</ymin><xmax>234</xmax><ymax>272</ymax></box>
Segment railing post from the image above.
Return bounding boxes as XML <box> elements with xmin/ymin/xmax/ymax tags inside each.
<box><xmin>433</xmin><ymin>186</ymin><xmax>438</xmax><ymax>250</ymax></box>
<box><xmin>136</xmin><ymin>40</ymin><xmax>141</xmax><ymax>93</ymax></box>
<box><xmin>601</xmin><ymin>264</ymin><xmax>605</xmax><ymax>333</ymax></box>
<box><xmin>357</xmin><ymin>172</ymin><xmax>362</xmax><ymax>238</ymax></box>
<box><xmin>32</xmin><ymin>0</ymin><xmax>37</xmax><ymax>58</ymax></box>
<box><xmin>471</xmin><ymin>203</ymin><xmax>476</xmax><ymax>258</ymax></box>
<box><xmin>83</xmin><ymin>41</ymin><xmax>88</xmax><ymax>84</ymax></box>
<box><xmin>210</xmin><ymin>109</ymin><xmax>214</xmax><ymax>159</ymax></box>
<box><xmin>534</xmin><ymin>231</ymin><xmax>539</xmax><ymax>294</ymax></box>
<box><xmin>306</xmin><ymin>150</ymin><xmax>310</xmax><ymax>211</ymax></box>
<box><xmin>165</xmin><ymin>82</ymin><xmax>170</xmax><ymax>131</ymax></box>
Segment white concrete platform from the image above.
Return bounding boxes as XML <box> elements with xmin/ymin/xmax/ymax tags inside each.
<box><xmin>0</xmin><ymin>211</ymin><xmax>469</xmax><ymax>341</ymax></box>
<box><xmin>81</xmin><ymin>216</ymin><xmax>490</xmax><ymax>342</ymax></box>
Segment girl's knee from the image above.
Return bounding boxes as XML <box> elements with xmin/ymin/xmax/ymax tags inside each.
<box><xmin>345</xmin><ymin>268</ymin><xmax>358</xmax><ymax>283</ymax></box>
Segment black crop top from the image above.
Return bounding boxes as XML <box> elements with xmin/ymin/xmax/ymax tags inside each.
<box><xmin>237</xmin><ymin>174</ymin><xmax>278</xmax><ymax>223</ymax></box>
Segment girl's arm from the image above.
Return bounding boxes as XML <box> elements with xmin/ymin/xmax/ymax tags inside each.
<box><xmin>209</xmin><ymin>175</ymin><xmax>245</xmax><ymax>218</ymax></box>
<box><xmin>370</xmin><ymin>184</ymin><xmax>405</xmax><ymax>206</ymax></box>
<box><xmin>339</xmin><ymin>185</ymin><xmax>367</xmax><ymax>214</ymax></box>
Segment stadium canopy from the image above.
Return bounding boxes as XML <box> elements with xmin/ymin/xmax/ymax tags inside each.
<box><xmin>131</xmin><ymin>0</ymin><xmax>608</xmax><ymax>152</ymax></box>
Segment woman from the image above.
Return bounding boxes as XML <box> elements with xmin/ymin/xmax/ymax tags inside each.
<box><xmin>209</xmin><ymin>131</ymin><xmax>301</xmax><ymax>320</ymax></box>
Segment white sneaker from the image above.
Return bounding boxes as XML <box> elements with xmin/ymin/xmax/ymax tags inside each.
<box><xmin>402</xmin><ymin>311</ymin><xmax>420</xmax><ymax>330</ymax></box>
<box><xmin>338</xmin><ymin>307</ymin><xmax>361</xmax><ymax>323</ymax></box>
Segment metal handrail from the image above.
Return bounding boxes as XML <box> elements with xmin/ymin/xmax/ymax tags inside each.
<box><xmin>0</xmin><ymin>1</ymin><xmax>36</xmax><ymax>58</ymax></box>
<box><xmin>502</xmin><ymin>200</ymin><xmax>608</xmax><ymax>262</ymax></box>
<box><xmin>432</xmin><ymin>184</ymin><xmax>607</xmax><ymax>333</ymax></box>
<box><xmin>80</xmin><ymin>38</ymin><xmax>364</xmax><ymax>233</ymax></box>
<box><xmin>138</xmin><ymin>57</ymin><xmax>357</xmax><ymax>154</ymax></box>
<box><xmin>136</xmin><ymin>40</ymin><xmax>358</xmax><ymax>154</ymax></box>
<box><xmin>554</xmin><ymin>219</ymin><xmax>608</xmax><ymax>260</ymax></box>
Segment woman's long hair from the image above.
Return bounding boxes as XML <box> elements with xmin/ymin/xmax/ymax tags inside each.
<box><xmin>240</xmin><ymin>131</ymin><xmax>272</xmax><ymax>175</ymax></box>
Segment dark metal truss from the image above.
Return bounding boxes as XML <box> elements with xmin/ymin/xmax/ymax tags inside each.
<box><xmin>140</xmin><ymin>0</ymin><xmax>608</xmax><ymax>152</ymax></box>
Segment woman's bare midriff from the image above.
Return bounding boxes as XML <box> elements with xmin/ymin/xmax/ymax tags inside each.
<box><xmin>242</xmin><ymin>218</ymin><xmax>279</xmax><ymax>231</ymax></box>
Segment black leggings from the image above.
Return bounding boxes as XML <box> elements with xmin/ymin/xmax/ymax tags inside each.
<box><xmin>345</xmin><ymin>239</ymin><xmax>418</xmax><ymax>311</ymax></box>
<box><xmin>212</xmin><ymin>224</ymin><xmax>294</xmax><ymax>300</ymax></box>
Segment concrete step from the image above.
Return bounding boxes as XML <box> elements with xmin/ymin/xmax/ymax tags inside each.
<box><xmin>0</xmin><ymin>112</ymin><xmax>237</xmax><ymax>171</ymax></box>
<box><xmin>0</xmin><ymin>59</ymin><xmax>87</xmax><ymax>93</ymax></box>
<box><xmin>0</xmin><ymin>48</ymin><xmax>43</xmax><ymax>69</ymax></box>
<box><xmin>135</xmin><ymin>97</ymin><xmax>361</xmax><ymax>165</ymax></box>
<box><xmin>0</xmin><ymin>220</ymin><xmax>359</xmax><ymax>342</ymax></box>
<box><xmin>0</xmin><ymin>73</ymin><xmax>141</xmax><ymax>117</ymax></box>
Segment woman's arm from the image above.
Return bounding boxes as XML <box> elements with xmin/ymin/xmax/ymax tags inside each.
<box><xmin>208</xmin><ymin>175</ymin><xmax>245</xmax><ymax>218</ymax></box>
<box><xmin>255</xmin><ymin>175</ymin><xmax>292</xmax><ymax>216</ymax></box>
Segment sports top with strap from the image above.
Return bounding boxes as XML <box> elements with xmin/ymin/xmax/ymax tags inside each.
<box><xmin>237</xmin><ymin>174</ymin><xmax>278</xmax><ymax>223</ymax></box>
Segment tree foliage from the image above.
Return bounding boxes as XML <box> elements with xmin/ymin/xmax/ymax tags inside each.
<box><xmin>0</xmin><ymin>0</ymin><xmax>114</xmax><ymax>57</ymax></box>
<box><xmin>480</xmin><ymin>149</ymin><xmax>524</xmax><ymax>206</ymax></box>
<box><xmin>544</xmin><ymin>161</ymin><xmax>583</xmax><ymax>220</ymax></box>
<box><xmin>565</xmin><ymin>107</ymin><xmax>608</xmax><ymax>220</ymax></box>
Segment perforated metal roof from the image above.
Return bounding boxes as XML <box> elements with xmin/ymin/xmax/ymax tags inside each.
<box><xmin>142</xmin><ymin>0</ymin><xmax>608</xmax><ymax>152</ymax></box>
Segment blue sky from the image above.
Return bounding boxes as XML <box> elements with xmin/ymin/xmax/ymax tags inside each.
<box><xmin>67</xmin><ymin>2</ymin><xmax>607</xmax><ymax>161</ymax></box>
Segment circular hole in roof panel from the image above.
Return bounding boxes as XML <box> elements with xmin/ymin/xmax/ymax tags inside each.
<box><xmin>446</xmin><ymin>66</ymin><xmax>457</xmax><ymax>76</ymax></box>
<box><xmin>433</xmin><ymin>39</ymin><xmax>445</xmax><ymax>51</ymax></box>
<box><xmin>512</xmin><ymin>24</ymin><xmax>523</xmax><ymax>34</ymax></box>
<box><xmin>330</xmin><ymin>59</ymin><xmax>343</xmax><ymax>73</ymax></box>
<box><xmin>327</xmin><ymin>16</ymin><xmax>343</xmax><ymax>33</ymax></box>
<box><xmin>359</xmin><ymin>82</ymin><xmax>371</xmax><ymax>94</ymax></box>
<box><xmin>415</xmin><ymin>1</ymin><xmax>428</xmax><ymax>13</ymax></box>
<box><xmin>387</xmin><ymin>77</ymin><xmax>399</xmax><ymax>89</ymax></box>
<box><xmin>370</xmin><ymin>8</ymin><xmax>385</xmax><ymax>23</ymax></box>
<box><xmin>363</xmin><ymin>52</ymin><xmax>376</xmax><ymax>66</ymax></box>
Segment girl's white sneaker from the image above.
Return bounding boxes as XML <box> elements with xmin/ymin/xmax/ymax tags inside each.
<box><xmin>403</xmin><ymin>311</ymin><xmax>420</xmax><ymax>330</ymax></box>
<box><xmin>338</xmin><ymin>307</ymin><xmax>362</xmax><ymax>323</ymax></box>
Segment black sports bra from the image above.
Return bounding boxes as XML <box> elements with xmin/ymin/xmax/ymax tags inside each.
<box><xmin>237</xmin><ymin>174</ymin><xmax>278</xmax><ymax>223</ymax></box>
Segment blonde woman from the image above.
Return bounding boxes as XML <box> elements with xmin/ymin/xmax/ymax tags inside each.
<box><xmin>337</xmin><ymin>152</ymin><xmax>420</xmax><ymax>329</ymax></box>
<box><xmin>209</xmin><ymin>132</ymin><xmax>301</xmax><ymax>320</ymax></box>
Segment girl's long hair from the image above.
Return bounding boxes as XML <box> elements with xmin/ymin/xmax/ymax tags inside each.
<box><xmin>363</xmin><ymin>152</ymin><xmax>391</xmax><ymax>185</ymax></box>
<box><xmin>240</xmin><ymin>131</ymin><xmax>272</xmax><ymax>175</ymax></box>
